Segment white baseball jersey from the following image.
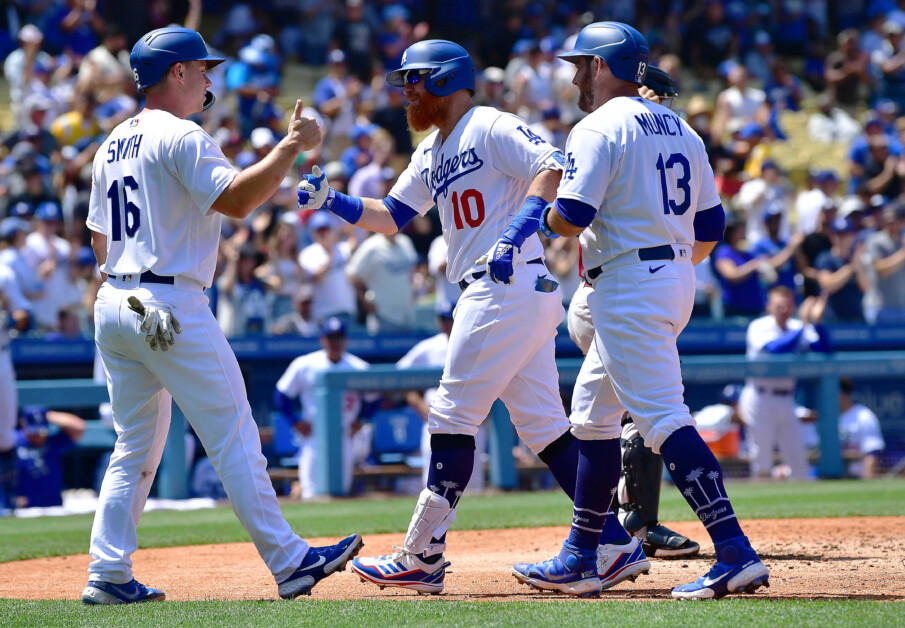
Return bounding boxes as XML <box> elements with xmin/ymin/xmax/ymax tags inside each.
<box><xmin>557</xmin><ymin>97</ymin><xmax>720</xmax><ymax>269</ymax></box>
<box><xmin>276</xmin><ymin>350</ymin><xmax>369</xmax><ymax>429</ymax></box>
<box><xmin>397</xmin><ymin>331</ymin><xmax>449</xmax><ymax>406</ymax></box>
<box><xmin>745</xmin><ymin>315</ymin><xmax>820</xmax><ymax>391</ymax></box>
<box><xmin>388</xmin><ymin>106</ymin><xmax>563</xmax><ymax>283</ymax></box>
<box><xmin>0</xmin><ymin>263</ymin><xmax>29</xmax><ymax>452</ymax></box>
<box><xmin>87</xmin><ymin>109</ymin><xmax>236</xmax><ymax>288</ymax></box>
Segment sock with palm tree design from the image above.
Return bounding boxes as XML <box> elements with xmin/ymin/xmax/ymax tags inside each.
<box><xmin>660</xmin><ymin>426</ymin><xmax>744</xmax><ymax>543</ymax></box>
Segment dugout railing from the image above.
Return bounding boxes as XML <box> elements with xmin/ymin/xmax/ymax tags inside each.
<box><xmin>16</xmin><ymin>351</ymin><xmax>905</xmax><ymax>498</ymax></box>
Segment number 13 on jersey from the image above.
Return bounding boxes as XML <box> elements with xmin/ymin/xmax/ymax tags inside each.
<box><xmin>655</xmin><ymin>152</ymin><xmax>691</xmax><ymax>216</ymax></box>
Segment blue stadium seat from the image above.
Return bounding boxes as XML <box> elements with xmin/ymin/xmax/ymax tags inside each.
<box><xmin>370</xmin><ymin>407</ymin><xmax>423</xmax><ymax>464</ymax></box>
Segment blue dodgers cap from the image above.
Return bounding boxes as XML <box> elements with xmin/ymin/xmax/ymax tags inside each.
<box><xmin>816</xmin><ymin>170</ymin><xmax>840</xmax><ymax>184</ymax></box>
<box><xmin>321</xmin><ymin>316</ymin><xmax>347</xmax><ymax>337</ymax></box>
<box><xmin>308</xmin><ymin>211</ymin><xmax>333</xmax><ymax>231</ymax></box>
<box><xmin>720</xmin><ymin>384</ymin><xmax>742</xmax><ymax>404</ymax></box>
<box><xmin>831</xmin><ymin>216</ymin><xmax>858</xmax><ymax>233</ymax></box>
<box><xmin>20</xmin><ymin>405</ymin><xmax>49</xmax><ymax>435</ymax></box>
<box><xmin>436</xmin><ymin>300</ymin><xmax>455</xmax><ymax>320</ymax></box>
<box><xmin>76</xmin><ymin>246</ymin><xmax>96</xmax><ymax>266</ymax></box>
<box><xmin>737</xmin><ymin>122</ymin><xmax>764</xmax><ymax>139</ymax></box>
<box><xmin>8</xmin><ymin>201</ymin><xmax>34</xmax><ymax>218</ymax></box>
<box><xmin>35</xmin><ymin>201</ymin><xmax>63</xmax><ymax>221</ymax></box>
<box><xmin>0</xmin><ymin>217</ymin><xmax>31</xmax><ymax>239</ymax></box>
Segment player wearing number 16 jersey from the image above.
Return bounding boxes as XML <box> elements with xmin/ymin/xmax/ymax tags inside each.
<box><xmin>83</xmin><ymin>27</ymin><xmax>362</xmax><ymax>604</ymax></box>
<box><xmin>298</xmin><ymin>40</ymin><xmax>644</xmax><ymax>594</ymax></box>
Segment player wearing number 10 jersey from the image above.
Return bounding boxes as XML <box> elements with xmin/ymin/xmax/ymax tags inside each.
<box><xmin>298</xmin><ymin>40</ymin><xmax>618</xmax><ymax>594</ymax></box>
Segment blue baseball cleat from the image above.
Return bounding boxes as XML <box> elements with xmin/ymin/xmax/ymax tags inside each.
<box><xmin>81</xmin><ymin>578</ymin><xmax>166</xmax><ymax>605</ymax></box>
<box><xmin>512</xmin><ymin>541</ymin><xmax>602</xmax><ymax>598</ymax></box>
<box><xmin>278</xmin><ymin>533</ymin><xmax>364</xmax><ymax>599</ymax></box>
<box><xmin>351</xmin><ymin>547</ymin><xmax>450</xmax><ymax>594</ymax></box>
<box><xmin>671</xmin><ymin>535</ymin><xmax>769</xmax><ymax>600</ymax></box>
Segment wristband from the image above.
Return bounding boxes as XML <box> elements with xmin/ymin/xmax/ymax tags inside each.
<box><xmin>325</xmin><ymin>189</ymin><xmax>364</xmax><ymax>224</ymax></box>
<box><xmin>539</xmin><ymin>203</ymin><xmax>560</xmax><ymax>239</ymax></box>
<box><xmin>502</xmin><ymin>195</ymin><xmax>547</xmax><ymax>248</ymax></box>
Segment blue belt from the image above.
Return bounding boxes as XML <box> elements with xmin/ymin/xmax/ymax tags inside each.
<box><xmin>459</xmin><ymin>257</ymin><xmax>544</xmax><ymax>290</ymax></box>
<box><xmin>107</xmin><ymin>270</ymin><xmax>175</xmax><ymax>285</ymax></box>
<box><xmin>586</xmin><ymin>244</ymin><xmax>676</xmax><ymax>281</ymax></box>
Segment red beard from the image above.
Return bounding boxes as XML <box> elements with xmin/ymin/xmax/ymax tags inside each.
<box><xmin>406</xmin><ymin>91</ymin><xmax>444</xmax><ymax>131</ymax></box>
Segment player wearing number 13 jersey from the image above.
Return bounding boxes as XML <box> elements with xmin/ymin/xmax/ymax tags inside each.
<box><xmin>519</xmin><ymin>22</ymin><xmax>768</xmax><ymax>600</ymax></box>
<box><xmin>298</xmin><ymin>40</ymin><xmax>636</xmax><ymax>594</ymax></box>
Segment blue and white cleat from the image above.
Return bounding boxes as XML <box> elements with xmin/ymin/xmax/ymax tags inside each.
<box><xmin>278</xmin><ymin>533</ymin><xmax>364</xmax><ymax>599</ymax></box>
<box><xmin>351</xmin><ymin>547</ymin><xmax>450</xmax><ymax>594</ymax></box>
<box><xmin>597</xmin><ymin>536</ymin><xmax>651</xmax><ymax>589</ymax></box>
<box><xmin>512</xmin><ymin>541</ymin><xmax>602</xmax><ymax>598</ymax></box>
<box><xmin>671</xmin><ymin>535</ymin><xmax>769</xmax><ymax>600</ymax></box>
<box><xmin>81</xmin><ymin>579</ymin><xmax>166</xmax><ymax>605</ymax></box>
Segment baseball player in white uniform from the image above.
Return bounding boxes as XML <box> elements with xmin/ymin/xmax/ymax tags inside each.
<box><xmin>566</xmin><ymin>66</ymin><xmax>700</xmax><ymax>561</ymax></box>
<box><xmin>82</xmin><ymin>27</ymin><xmax>362</xmax><ymax>604</ymax></box>
<box><xmin>0</xmin><ymin>255</ymin><xmax>30</xmax><ymax>514</ymax></box>
<box><xmin>514</xmin><ymin>22</ymin><xmax>769</xmax><ymax>600</ymax></box>
<box><xmin>740</xmin><ymin>287</ymin><xmax>830</xmax><ymax>480</ymax></box>
<box><xmin>274</xmin><ymin>317</ymin><xmax>370</xmax><ymax>499</ymax></box>
<box><xmin>298</xmin><ymin>39</ymin><xmax>643</xmax><ymax>594</ymax></box>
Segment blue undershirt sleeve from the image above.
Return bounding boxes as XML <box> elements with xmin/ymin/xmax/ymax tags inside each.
<box><xmin>554</xmin><ymin>197</ymin><xmax>597</xmax><ymax>229</ymax></box>
<box><xmin>273</xmin><ymin>389</ymin><xmax>299</xmax><ymax>423</ymax></box>
<box><xmin>809</xmin><ymin>324</ymin><xmax>832</xmax><ymax>353</ymax></box>
<box><xmin>383</xmin><ymin>196</ymin><xmax>419</xmax><ymax>230</ymax></box>
<box><xmin>763</xmin><ymin>329</ymin><xmax>805</xmax><ymax>354</ymax></box>
<box><xmin>694</xmin><ymin>204</ymin><xmax>726</xmax><ymax>242</ymax></box>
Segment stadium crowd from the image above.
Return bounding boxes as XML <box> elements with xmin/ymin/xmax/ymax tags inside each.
<box><xmin>1</xmin><ymin>2</ymin><xmax>903</xmax><ymax>511</ymax></box>
<box><xmin>1</xmin><ymin>1</ymin><xmax>905</xmax><ymax>340</ymax></box>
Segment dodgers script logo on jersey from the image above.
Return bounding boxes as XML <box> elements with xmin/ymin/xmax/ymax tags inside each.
<box><xmin>420</xmin><ymin>148</ymin><xmax>485</xmax><ymax>202</ymax></box>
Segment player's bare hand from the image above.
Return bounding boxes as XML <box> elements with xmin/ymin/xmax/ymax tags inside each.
<box><xmin>127</xmin><ymin>296</ymin><xmax>183</xmax><ymax>352</ymax></box>
<box><xmin>297</xmin><ymin>164</ymin><xmax>334</xmax><ymax>210</ymax></box>
<box><xmin>476</xmin><ymin>236</ymin><xmax>520</xmax><ymax>285</ymax></box>
<box><xmin>637</xmin><ymin>85</ymin><xmax>662</xmax><ymax>104</ymax></box>
<box><xmin>286</xmin><ymin>99</ymin><xmax>321</xmax><ymax>152</ymax></box>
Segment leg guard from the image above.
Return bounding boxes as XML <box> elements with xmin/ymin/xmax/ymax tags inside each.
<box><xmin>617</xmin><ymin>416</ymin><xmax>700</xmax><ymax>558</ymax></box>
<box><xmin>616</xmin><ymin>425</ymin><xmax>663</xmax><ymax>535</ymax></box>
<box><xmin>403</xmin><ymin>488</ymin><xmax>455</xmax><ymax>557</ymax></box>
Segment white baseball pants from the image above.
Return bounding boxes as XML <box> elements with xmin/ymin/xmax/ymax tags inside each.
<box><xmin>570</xmin><ymin>250</ymin><xmax>696</xmax><ymax>453</ymax></box>
<box><xmin>428</xmin><ymin>263</ymin><xmax>569</xmax><ymax>454</ymax></box>
<box><xmin>738</xmin><ymin>383</ymin><xmax>809</xmax><ymax>479</ymax></box>
<box><xmin>90</xmin><ymin>280</ymin><xmax>307</xmax><ymax>585</ymax></box>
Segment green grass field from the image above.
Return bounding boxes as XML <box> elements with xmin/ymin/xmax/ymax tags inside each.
<box><xmin>2</xmin><ymin>479</ymin><xmax>903</xmax><ymax>626</ymax></box>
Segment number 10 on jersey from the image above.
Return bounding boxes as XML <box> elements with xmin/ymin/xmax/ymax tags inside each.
<box><xmin>452</xmin><ymin>189</ymin><xmax>485</xmax><ymax>229</ymax></box>
<box><xmin>107</xmin><ymin>176</ymin><xmax>141</xmax><ymax>241</ymax></box>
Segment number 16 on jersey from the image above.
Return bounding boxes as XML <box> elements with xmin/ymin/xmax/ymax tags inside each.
<box><xmin>107</xmin><ymin>176</ymin><xmax>142</xmax><ymax>241</ymax></box>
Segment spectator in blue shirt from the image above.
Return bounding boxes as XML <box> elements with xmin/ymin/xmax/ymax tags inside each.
<box><xmin>712</xmin><ymin>220</ymin><xmax>766</xmax><ymax>317</ymax></box>
<box><xmin>814</xmin><ymin>217</ymin><xmax>870</xmax><ymax>322</ymax></box>
<box><xmin>750</xmin><ymin>204</ymin><xmax>804</xmax><ymax>294</ymax></box>
<box><xmin>339</xmin><ymin>123</ymin><xmax>376</xmax><ymax>179</ymax></box>
<box><xmin>15</xmin><ymin>405</ymin><xmax>85</xmax><ymax>508</ymax></box>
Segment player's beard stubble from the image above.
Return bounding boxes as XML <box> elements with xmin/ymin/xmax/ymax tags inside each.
<box><xmin>406</xmin><ymin>90</ymin><xmax>445</xmax><ymax>131</ymax></box>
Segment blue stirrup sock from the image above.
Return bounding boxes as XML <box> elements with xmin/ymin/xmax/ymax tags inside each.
<box><xmin>567</xmin><ymin>438</ymin><xmax>623</xmax><ymax>551</ymax></box>
<box><xmin>424</xmin><ymin>434</ymin><xmax>475</xmax><ymax>556</ymax></box>
<box><xmin>660</xmin><ymin>426</ymin><xmax>744</xmax><ymax>543</ymax></box>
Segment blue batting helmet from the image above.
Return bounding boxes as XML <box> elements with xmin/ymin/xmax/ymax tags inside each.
<box><xmin>558</xmin><ymin>21</ymin><xmax>649</xmax><ymax>85</ymax></box>
<box><xmin>385</xmin><ymin>40</ymin><xmax>475</xmax><ymax>97</ymax></box>
<box><xmin>130</xmin><ymin>27</ymin><xmax>225</xmax><ymax>93</ymax></box>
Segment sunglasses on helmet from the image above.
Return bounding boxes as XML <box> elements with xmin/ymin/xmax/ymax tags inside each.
<box><xmin>404</xmin><ymin>69</ymin><xmax>431</xmax><ymax>85</ymax></box>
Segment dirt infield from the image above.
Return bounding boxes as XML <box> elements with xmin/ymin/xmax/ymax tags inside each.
<box><xmin>2</xmin><ymin>517</ymin><xmax>903</xmax><ymax>602</ymax></box>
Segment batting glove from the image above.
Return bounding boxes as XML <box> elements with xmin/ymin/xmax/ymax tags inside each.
<box><xmin>476</xmin><ymin>236</ymin><xmax>520</xmax><ymax>285</ymax></box>
<box><xmin>297</xmin><ymin>165</ymin><xmax>334</xmax><ymax>210</ymax></box>
<box><xmin>127</xmin><ymin>296</ymin><xmax>182</xmax><ymax>352</ymax></box>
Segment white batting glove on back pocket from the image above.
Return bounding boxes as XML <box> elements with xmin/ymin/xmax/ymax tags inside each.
<box><xmin>297</xmin><ymin>165</ymin><xmax>334</xmax><ymax>210</ymax></box>
<box><xmin>127</xmin><ymin>296</ymin><xmax>183</xmax><ymax>352</ymax></box>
